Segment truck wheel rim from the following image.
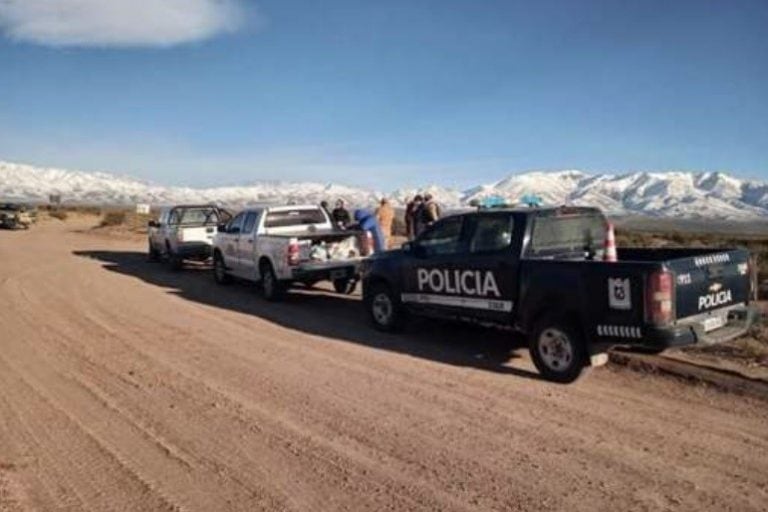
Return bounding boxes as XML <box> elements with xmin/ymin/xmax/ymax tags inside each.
<box><xmin>372</xmin><ymin>293</ymin><xmax>393</xmax><ymax>325</ymax></box>
<box><xmin>538</xmin><ymin>328</ymin><xmax>573</xmax><ymax>371</ymax></box>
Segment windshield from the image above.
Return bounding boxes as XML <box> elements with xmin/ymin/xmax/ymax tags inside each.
<box><xmin>528</xmin><ymin>214</ymin><xmax>606</xmax><ymax>258</ymax></box>
<box><xmin>264</xmin><ymin>208</ymin><xmax>327</xmax><ymax>228</ymax></box>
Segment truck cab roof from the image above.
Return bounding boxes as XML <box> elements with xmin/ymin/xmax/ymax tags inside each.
<box><xmin>467</xmin><ymin>205</ymin><xmax>603</xmax><ymax>218</ymax></box>
<box><xmin>247</xmin><ymin>204</ymin><xmax>322</xmax><ymax>212</ymax></box>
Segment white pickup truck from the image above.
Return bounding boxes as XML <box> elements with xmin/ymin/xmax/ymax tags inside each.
<box><xmin>148</xmin><ymin>204</ymin><xmax>231</xmax><ymax>270</ymax></box>
<box><xmin>212</xmin><ymin>204</ymin><xmax>373</xmax><ymax>300</ymax></box>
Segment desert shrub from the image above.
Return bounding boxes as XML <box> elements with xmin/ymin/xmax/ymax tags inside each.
<box><xmin>49</xmin><ymin>210</ymin><xmax>68</xmax><ymax>221</ymax></box>
<box><xmin>99</xmin><ymin>211</ymin><xmax>127</xmax><ymax>227</ymax></box>
<box><xmin>68</xmin><ymin>205</ymin><xmax>103</xmax><ymax>216</ymax></box>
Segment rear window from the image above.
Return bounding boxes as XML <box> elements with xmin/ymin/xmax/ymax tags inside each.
<box><xmin>528</xmin><ymin>215</ymin><xmax>606</xmax><ymax>257</ymax></box>
<box><xmin>264</xmin><ymin>208</ymin><xmax>327</xmax><ymax>228</ymax></box>
<box><xmin>174</xmin><ymin>207</ymin><xmax>222</xmax><ymax>226</ymax></box>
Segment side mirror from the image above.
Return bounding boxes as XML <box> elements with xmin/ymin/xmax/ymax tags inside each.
<box><xmin>147</xmin><ymin>220</ymin><xmax>160</xmax><ymax>228</ymax></box>
<box><xmin>217</xmin><ymin>222</ymin><xmax>228</xmax><ymax>233</ymax></box>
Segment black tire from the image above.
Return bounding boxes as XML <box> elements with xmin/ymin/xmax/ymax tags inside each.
<box><xmin>213</xmin><ymin>253</ymin><xmax>232</xmax><ymax>285</ymax></box>
<box><xmin>365</xmin><ymin>282</ymin><xmax>405</xmax><ymax>332</ymax></box>
<box><xmin>333</xmin><ymin>278</ymin><xmax>357</xmax><ymax>295</ymax></box>
<box><xmin>148</xmin><ymin>241</ymin><xmax>160</xmax><ymax>262</ymax></box>
<box><xmin>260</xmin><ymin>261</ymin><xmax>285</xmax><ymax>301</ymax></box>
<box><xmin>528</xmin><ymin>316</ymin><xmax>589</xmax><ymax>383</ymax></box>
<box><xmin>165</xmin><ymin>242</ymin><xmax>183</xmax><ymax>271</ymax></box>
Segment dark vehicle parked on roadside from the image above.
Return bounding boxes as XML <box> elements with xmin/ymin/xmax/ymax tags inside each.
<box><xmin>0</xmin><ymin>203</ymin><xmax>36</xmax><ymax>230</ymax></box>
<box><xmin>361</xmin><ymin>206</ymin><xmax>758</xmax><ymax>383</ymax></box>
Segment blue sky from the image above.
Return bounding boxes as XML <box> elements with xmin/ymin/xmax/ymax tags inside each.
<box><xmin>1</xmin><ymin>0</ymin><xmax>766</xmax><ymax>190</ymax></box>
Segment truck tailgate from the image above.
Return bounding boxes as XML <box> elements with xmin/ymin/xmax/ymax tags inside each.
<box><xmin>667</xmin><ymin>249</ymin><xmax>751</xmax><ymax>321</ymax></box>
<box><xmin>180</xmin><ymin>226</ymin><xmax>217</xmax><ymax>243</ymax></box>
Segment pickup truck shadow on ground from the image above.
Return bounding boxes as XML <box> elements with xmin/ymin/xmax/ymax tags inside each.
<box><xmin>73</xmin><ymin>250</ymin><xmax>542</xmax><ymax>380</ymax></box>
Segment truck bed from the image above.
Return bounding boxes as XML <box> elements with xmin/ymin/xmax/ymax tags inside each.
<box><xmin>520</xmin><ymin>246</ymin><xmax>752</xmax><ymax>345</ymax></box>
<box><xmin>261</xmin><ymin>228</ymin><xmax>364</xmax><ymax>241</ymax></box>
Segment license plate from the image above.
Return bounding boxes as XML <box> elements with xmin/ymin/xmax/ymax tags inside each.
<box><xmin>330</xmin><ymin>269</ymin><xmax>348</xmax><ymax>280</ymax></box>
<box><xmin>703</xmin><ymin>315</ymin><xmax>726</xmax><ymax>332</ymax></box>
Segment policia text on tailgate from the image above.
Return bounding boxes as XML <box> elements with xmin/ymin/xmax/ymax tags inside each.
<box><xmin>361</xmin><ymin>207</ymin><xmax>758</xmax><ymax>383</ymax></box>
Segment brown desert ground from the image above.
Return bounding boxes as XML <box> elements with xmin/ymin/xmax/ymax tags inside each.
<box><xmin>1</xmin><ymin>216</ymin><xmax>767</xmax><ymax>511</ymax></box>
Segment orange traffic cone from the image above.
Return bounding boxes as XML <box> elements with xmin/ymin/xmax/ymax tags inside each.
<box><xmin>604</xmin><ymin>222</ymin><xmax>617</xmax><ymax>262</ymax></box>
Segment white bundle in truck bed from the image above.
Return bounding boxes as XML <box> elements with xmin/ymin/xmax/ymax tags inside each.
<box><xmin>308</xmin><ymin>236</ymin><xmax>360</xmax><ymax>261</ymax></box>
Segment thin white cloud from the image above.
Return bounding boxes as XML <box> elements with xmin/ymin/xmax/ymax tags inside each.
<box><xmin>0</xmin><ymin>0</ymin><xmax>251</xmax><ymax>47</ymax></box>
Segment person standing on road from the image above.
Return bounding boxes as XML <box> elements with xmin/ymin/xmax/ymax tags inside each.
<box><xmin>406</xmin><ymin>195</ymin><xmax>423</xmax><ymax>240</ymax></box>
<box><xmin>375</xmin><ymin>198</ymin><xmax>395</xmax><ymax>249</ymax></box>
<box><xmin>332</xmin><ymin>199</ymin><xmax>351</xmax><ymax>228</ymax></box>
<box><xmin>320</xmin><ymin>200</ymin><xmax>332</xmax><ymax>219</ymax></box>
<box><xmin>421</xmin><ymin>193</ymin><xmax>441</xmax><ymax>230</ymax></box>
<box><xmin>353</xmin><ymin>209</ymin><xmax>386</xmax><ymax>253</ymax></box>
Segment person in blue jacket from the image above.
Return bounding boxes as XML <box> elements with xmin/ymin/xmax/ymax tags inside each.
<box><xmin>353</xmin><ymin>209</ymin><xmax>386</xmax><ymax>253</ymax></box>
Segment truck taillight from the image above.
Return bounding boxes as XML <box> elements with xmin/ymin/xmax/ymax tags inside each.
<box><xmin>287</xmin><ymin>238</ymin><xmax>300</xmax><ymax>266</ymax></box>
<box><xmin>646</xmin><ymin>270</ymin><xmax>674</xmax><ymax>326</ymax></box>
<box><xmin>361</xmin><ymin>231</ymin><xmax>374</xmax><ymax>256</ymax></box>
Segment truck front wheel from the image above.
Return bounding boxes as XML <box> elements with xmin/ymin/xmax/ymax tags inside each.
<box><xmin>148</xmin><ymin>241</ymin><xmax>160</xmax><ymax>262</ymax></box>
<box><xmin>213</xmin><ymin>253</ymin><xmax>232</xmax><ymax>285</ymax></box>
<box><xmin>365</xmin><ymin>282</ymin><xmax>404</xmax><ymax>332</ymax></box>
<box><xmin>529</xmin><ymin>317</ymin><xmax>588</xmax><ymax>383</ymax></box>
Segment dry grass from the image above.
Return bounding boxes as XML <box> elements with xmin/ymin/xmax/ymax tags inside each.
<box><xmin>616</xmin><ymin>228</ymin><xmax>768</xmax><ymax>298</ymax></box>
<box><xmin>94</xmin><ymin>209</ymin><xmax>153</xmax><ymax>234</ymax></box>
<box><xmin>40</xmin><ymin>204</ymin><xmax>103</xmax><ymax>216</ymax></box>
<box><xmin>99</xmin><ymin>211</ymin><xmax>127</xmax><ymax>227</ymax></box>
<box><xmin>48</xmin><ymin>210</ymin><xmax>68</xmax><ymax>221</ymax></box>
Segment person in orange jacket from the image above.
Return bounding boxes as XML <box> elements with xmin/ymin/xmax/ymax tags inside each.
<box><xmin>375</xmin><ymin>198</ymin><xmax>395</xmax><ymax>249</ymax></box>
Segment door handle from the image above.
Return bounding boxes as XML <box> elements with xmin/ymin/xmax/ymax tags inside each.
<box><xmin>246</xmin><ymin>239</ymin><xmax>253</xmax><ymax>244</ymax></box>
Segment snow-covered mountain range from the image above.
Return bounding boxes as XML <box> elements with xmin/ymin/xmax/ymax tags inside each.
<box><xmin>2</xmin><ymin>160</ymin><xmax>768</xmax><ymax>219</ymax></box>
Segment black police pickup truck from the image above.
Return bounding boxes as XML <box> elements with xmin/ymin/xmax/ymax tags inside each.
<box><xmin>361</xmin><ymin>206</ymin><xmax>759</xmax><ymax>383</ymax></box>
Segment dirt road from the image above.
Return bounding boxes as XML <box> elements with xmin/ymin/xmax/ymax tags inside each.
<box><xmin>1</xmin><ymin>219</ymin><xmax>767</xmax><ymax>512</ymax></box>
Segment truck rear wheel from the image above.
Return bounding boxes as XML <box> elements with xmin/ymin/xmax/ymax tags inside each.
<box><xmin>165</xmin><ymin>242</ymin><xmax>183</xmax><ymax>271</ymax></box>
<box><xmin>366</xmin><ymin>282</ymin><xmax>404</xmax><ymax>332</ymax></box>
<box><xmin>529</xmin><ymin>316</ymin><xmax>588</xmax><ymax>383</ymax></box>
<box><xmin>260</xmin><ymin>261</ymin><xmax>285</xmax><ymax>301</ymax></box>
<box><xmin>333</xmin><ymin>278</ymin><xmax>357</xmax><ymax>295</ymax></box>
